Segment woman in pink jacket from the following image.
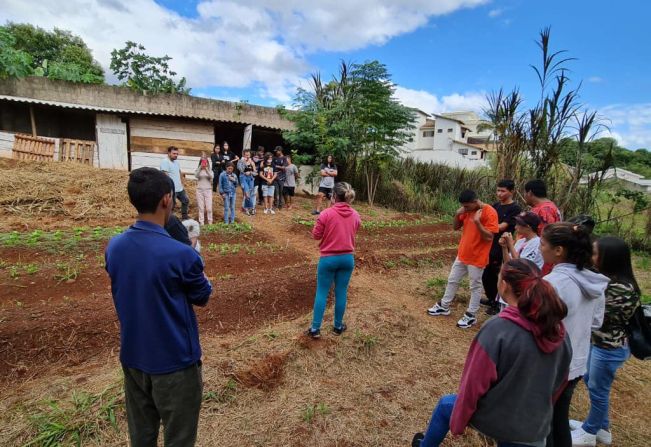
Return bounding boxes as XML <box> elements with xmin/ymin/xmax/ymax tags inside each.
<box><xmin>306</xmin><ymin>182</ymin><xmax>361</xmax><ymax>338</ymax></box>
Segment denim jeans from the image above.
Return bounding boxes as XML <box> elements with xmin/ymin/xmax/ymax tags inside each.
<box><xmin>582</xmin><ymin>344</ymin><xmax>629</xmax><ymax>434</ymax></box>
<box><xmin>240</xmin><ymin>175</ymin><xmax>254</xmax><ymax>210</ymax></box>
<box><xmin>175</xmin><ymin>189</ymin><xmax>190</xmax><ymax>220</ymax></box>
<box><xmin>223</xmin><ymin>192</ymin><xmax>236</xmax><ymax>223</ymax></box>
<box><xmin>310</xmin><ymin>254</ymin><xmax>354</xmax><ymax>331</ymax></box>
<box><xmin>419</xmin><ymin>394</ymin><xmax>534</xmax><ymax>447</ymax></box>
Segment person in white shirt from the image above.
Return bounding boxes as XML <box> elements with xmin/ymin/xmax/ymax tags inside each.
<box><xmin>499</xmin><ymin>211</ymin><xmax>544</xmax><ymax>269</ymax></box>
<box><xmin>160</xmin><ymin>146</ymin><xmax>189</xmax><ymax>219</ymax></box>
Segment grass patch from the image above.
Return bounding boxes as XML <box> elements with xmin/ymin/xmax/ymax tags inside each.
<box><xmin>0</xmin><ymin>227</ymin><xmax>124</xmax><ymax>251</ymax></box>
<box><xmin>301</xmin><ymin>403</ymin><xmax>331</xmax><ymax>424</ymax></box>
<box><xmin>203</xmin><ymin>222</ymin><xmax>253</xmax><ymax>234</ymax></box>
<box><xmin>354</xmin><ymin>330</ymin><xmax>379</xmax><ymax>355</ymax></box>
<box><xmin>203</xmin><ymin>379</ymin><xmax>238</xmax><ymax>405</ymax></box>
<box><xmin>23</xmin><ymin>386</ymin><xmax>122</xmax><ymax>447</ymax></box>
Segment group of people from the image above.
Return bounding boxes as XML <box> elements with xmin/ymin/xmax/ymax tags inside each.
<box><xmin>105</xmin><ymin>166</ymin><xmax>641</xmax><ymax>447</ymax></box>
<box><xmin>415</xmin><ymin>178</ymin><xmax>641</xmax><ymax>447</ymax></box>
<box><xmin>161</xmin><ymin>143</ymin><xmax>340</xmax><ymax>228</ymax></box>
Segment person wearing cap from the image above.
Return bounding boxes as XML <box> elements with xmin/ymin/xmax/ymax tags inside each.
<box><xmin>499</xmin><ymin>211</ymin><xmax>544</xmax><ymax>269</ymax></box>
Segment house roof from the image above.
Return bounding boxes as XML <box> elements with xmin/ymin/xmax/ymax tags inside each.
<box><xmin>0</xmin><ymin>77</ymin><xmax>294</xmax><ymax>131</ymax></box>
<box><xmin>432</xmin><ymin>114</ymin><xmax>465</xmax><ymax>125</ymax></box>
<box><xmin>452</xmin><ymin>140</ymin><xmax>489</xmax><ymax>152</ymax></box>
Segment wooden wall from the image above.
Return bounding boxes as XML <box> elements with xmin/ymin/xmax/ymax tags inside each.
<box><xmin>129</xmin><ymin>117</ymin><xmax>214</xmax><ymax>157</ymax></box>
<box><xmin>0</xmin><ymin>131</ymin><xmax>14</xmax><ymax>159</ymax></box>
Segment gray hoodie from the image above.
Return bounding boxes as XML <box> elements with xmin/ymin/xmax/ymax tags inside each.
<box><xmin>544</xmin><ymin>263</ymin><xmax>609</xmax><ymax>379</ymax></box>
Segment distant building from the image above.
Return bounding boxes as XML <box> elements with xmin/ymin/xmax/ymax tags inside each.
<box><xmin>401</xmin><ymin>109</ymin><xmax>493</xmax><ymax>169</ymax></box>
<box><xmin>581</xmin><ymin>167</ymin><xmax>651</xmax><ymax>193</ymax></box>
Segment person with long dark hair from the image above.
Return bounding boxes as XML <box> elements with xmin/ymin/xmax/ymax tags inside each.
<box><xmin>210</xmin><ymin>144</ymin><xmax>221</xmax><ymax>192</ymax></box>
<box><xmin>412</xmin><ymin>259</ymin><xmax>571</xmax><ymax>447</ymax></box>
<box><xmin>540</xmin><ymin>223</ymin><xmax>610</xmax><ymax>447</ymax></box>
<box><xmin>306</xmin><ymin>182</ymin><xmax>361</xmax><ymax>338</ymax></box>
<box><xmin>570</xmin><ymin>237</ymin><xmax>641</xmax><ymax>447</ymax></box>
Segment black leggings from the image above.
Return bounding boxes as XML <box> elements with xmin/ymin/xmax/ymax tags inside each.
<box><xmin>547</xmin><ymin>377</ymin><xmax>581</xmax><ymax>447</ymax></box>
<box><xmin>212</xmin><ymin>170</ymin><xmax>220</xmax><ymax>192</ymax></box>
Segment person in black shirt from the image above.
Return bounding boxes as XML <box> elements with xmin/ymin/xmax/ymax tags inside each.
<box><xmin>272</xmin><ymin>146</ymin><xmax>287</xmax><ymax>209</ymax></box>
<box><xmin>219</xmin><ymin>141</ymin><xmax>239</xmax><ymax>173</ymax></box>
<box><xmin>481</xmin><ymin>179</ymin><xmax>521</xmax><ymax>314</ymax></box>
<box><xmin>210</xmin><ymin>144</ymin><xmax>221</xmax><ymax>192</ymax></box>
<box><xmin>162</xmin><ymin>177</ymin><xmax>192</xmax><ymax>246</ymax></box>
<box><xmin>253</xmin><ymin>146</ymin><xmax>265</xmax><ymax>205</ymax></box>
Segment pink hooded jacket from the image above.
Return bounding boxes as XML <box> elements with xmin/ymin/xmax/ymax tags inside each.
<box><xmin>312</xmin><ymin>203</ymin><xmax>361</xmax><ymax>257</ymax></box>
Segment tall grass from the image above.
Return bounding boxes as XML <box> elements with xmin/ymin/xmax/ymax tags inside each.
<box><xmin>348</xmin><ymin>158</ymin><xmax>494</xmax><ymax>216</ymax></box>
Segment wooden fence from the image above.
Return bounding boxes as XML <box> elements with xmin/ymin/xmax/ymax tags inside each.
<box><xmin>12</xmin><ymin>134</ymin><xmax>56</xmax><ymax>161</ymax></box>
<box><xmin>59</xmin><ymin>139</ymin><xmax>95</xmax><ymax>165</ymax></box>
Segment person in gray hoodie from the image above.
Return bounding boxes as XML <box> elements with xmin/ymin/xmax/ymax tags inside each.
<box><xmin>539</xmin><ymin>223</ymin><xmax>609</xmax><ymax>447</ymax></box>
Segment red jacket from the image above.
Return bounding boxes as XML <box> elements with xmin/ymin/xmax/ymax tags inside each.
<box><xmin>312</xmin><ymin>203</ymin><xmax>361</xmax><ymax>256</ymax></box>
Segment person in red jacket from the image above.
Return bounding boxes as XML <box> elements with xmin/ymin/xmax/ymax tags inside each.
<box><xmin>306</xmin><ymin>182</ymin><xmax>361</xmax><ymax>338</ymax></box>
<box><xmin>412</xmin><ymin>259</ymin><xmax>571</xmax><ymax>447</ymax></box>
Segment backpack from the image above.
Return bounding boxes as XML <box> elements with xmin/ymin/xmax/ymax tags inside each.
<box><xmin>627</xmin><ymin>304</ymin><xmax>651</xmax><ymax>360</ymax></box>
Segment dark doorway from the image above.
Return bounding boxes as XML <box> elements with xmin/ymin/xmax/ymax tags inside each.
<box><xmin>252</xmin><ymin>127</ymin><xmax>286</xmax><ymax>154</ymax></box>
<box><xmin>214</xmin><ymin>122</ymin><xmax>247</xmax><ymax>157</ymax></box>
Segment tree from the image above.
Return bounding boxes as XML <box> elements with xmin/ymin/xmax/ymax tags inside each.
<box><xmin>0</xmin><ymin>28</ymin><xmax>32</xmax><ymax>79</ymax></box>
<box><xmin>0</xmin><ymin>23</ymin><xmax>104</xmax><ymax>83</ymax></box>
<box><xmin>110</xmin><ymin>41</ymin><xmax>189</xmax><ymax>95</ymax></box>
<box><xmin>282</xmin><ymin>60</ymin><xmax>415</xmax><ymax>205</ymax></box>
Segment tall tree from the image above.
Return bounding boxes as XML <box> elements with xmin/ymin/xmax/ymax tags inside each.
<box><xmin>110</xmin><ymin>41</ymin><xmax>189</xmax><ymax>95</ymax></box>
<box><xmin>282</xmin><ymin>60</ymin><xmax>415</xmax><ymax>205</ymax></box>
<box><xmin>0</xmin><ymin>23</ymin><xmax>104</xmax><ymax>83</ymax></box>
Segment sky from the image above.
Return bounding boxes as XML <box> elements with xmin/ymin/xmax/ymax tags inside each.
<box><xmin>1</xmin><ymin>0</ymin><xmax>650</xmax><ymax>149</ymax></box>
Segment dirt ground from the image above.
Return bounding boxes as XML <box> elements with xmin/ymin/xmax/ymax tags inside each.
<box><xmin>1</xmin><ymin>161</ymin><xmax>650</xmax><ymax>447</ymax></box>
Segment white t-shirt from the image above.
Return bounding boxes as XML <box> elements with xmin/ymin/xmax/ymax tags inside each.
<box><xmin>514</xmin><ymin>236</ymin><xmax>543</xmax><ymax>269</ymax></box>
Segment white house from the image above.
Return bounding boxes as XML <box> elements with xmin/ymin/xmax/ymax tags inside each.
<box><xmin>401</xmin><ymin>110</ymin><xmax>493</xmax><ymax>169</ymax></box>
<box><xmin>581</xmin><ymin>167</ymin><xmax>651</xmax><ymax>193</ymax></box>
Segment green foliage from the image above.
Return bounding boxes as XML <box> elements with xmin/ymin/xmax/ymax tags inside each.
<box><xmin>0</xmin><ymin>23</ymin><xmax>104</xmax><ymax>83</ymax></box>
<box><xmin>282</xmin><ymin>60</ymin><xmax>415</xmax><ymax>205</ymax></box>
<box><xmin>24</xmin><ymin>386</ymin><xmax>121</xmax><ymax>447</ymax></box>
<box><xmin>202</xmin><ymin>222</ymin><xmax>252</xmax><ymax>234</ymax></box>
<box><xmin>301</xmin><ymin>403</ymin><xmax>330</xmax><ymax>423</ymax></box>
<box><xmin>110</xmin><ymin>41</ymin><xmax>190</xmax><ymax>94</ymax></box>
<box><xmin>0</xmin><ymin>227</ymin><xmax>123</xmax><ymax>252</ymax></box>
<box><xmin>560</xmin><ymin>137</ymin><xmax>651</xmax><ymax>178</ymax></box>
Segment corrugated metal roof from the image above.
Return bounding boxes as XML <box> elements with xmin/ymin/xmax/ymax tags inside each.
<box><xmin>0</xmin><ymin>95</ymin><xmax>286</xmax><ymax>130</ymax></box>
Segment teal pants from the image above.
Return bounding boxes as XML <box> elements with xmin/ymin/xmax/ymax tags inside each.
<box><xmin>311</xmin><ymin>254</ymin><xmax>355</xmax><ymax>331</ymax></box>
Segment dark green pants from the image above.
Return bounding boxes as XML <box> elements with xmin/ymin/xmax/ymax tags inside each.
<box><xmin>123</xmin><ymin>363</ymin><xmax>203</xmax><ymax>447</ymax></box>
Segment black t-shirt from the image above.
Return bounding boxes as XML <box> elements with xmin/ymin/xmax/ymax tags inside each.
<box><xmin>165</xmin><ymin>215</ymin><xmax>191</xmax><ymax>246</ymax></box>
<box><xmin>489</xmin><ymin>201</ymin><xmax>522</xmax><ymax>262</ymax></box>
<box><xmin>219</xmin><ymin>152</ymin><xmax>234</xmax><ymax>169</ymax></box>
<box><xmin>273</xmin><ymin>156</ymin><xmax>287</xmax><ymax>181</ymax></box>
<box><xmin>210</xmin><ymin>153</ymin><xmax>220</xmax><ymax>171</ymax></box>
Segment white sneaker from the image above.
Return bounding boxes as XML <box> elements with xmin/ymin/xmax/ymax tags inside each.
<box><xmin>571</xmin><ymin>427</ymin><xmax>596</xmax><ymax>447</ymax></box>
<box><xmin>270</xmin><ymin>209</ymin><xmax>276</xmax><ymax>215</ymax></box>
<box><xmin>427</xmin><ymin>302</ymin><xmax>450</xmax><ymax>316</ymax></box>
<box><xmin>569</xmin><ymin>421</ymin><xmax>612</xmax><ymax>445</ymax></box>
<box><xmin>456</xmin><ymin>312</ymin><xmax>477</xmax><ymax>329</ymax></box>
<box><xmin>264</xmin><ymin>209</ymin><xmax>269</xmax><ymax>214</ymax></box>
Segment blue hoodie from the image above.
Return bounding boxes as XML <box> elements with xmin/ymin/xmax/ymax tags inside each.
<box><xmin>545</xmin><ymin>263</ymin><xmax>609</xmax><ymax>379</ymax></box>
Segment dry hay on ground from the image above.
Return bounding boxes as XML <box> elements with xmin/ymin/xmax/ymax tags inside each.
<box><xmin>0</xmin><ymin>158</ymin><xmax>134</xmax><ymax>229</ymax></box>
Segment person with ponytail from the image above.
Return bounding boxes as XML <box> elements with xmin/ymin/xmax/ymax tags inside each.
<box><xmin>540</xmin><ymin>223</ymin><xmax>610</xmax><ymax>447</ymax></box>
<box><xmin>306</xmin><ymin>182</ymin><xmax>361</xmax><ymax>338</ymax></box>
<box><xmin>412</xmin><ymin>259</ymin><xmax>571</xmax><ymax>447</ymax></box>
<box><xmin>570</xmin><ymin>237</ymin><xmax>641</xmax><ymax>447</ymax></box>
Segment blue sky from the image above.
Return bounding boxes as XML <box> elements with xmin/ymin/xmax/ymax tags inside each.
<box><xmin>2</xmin><ymin>0</ymin><xmax>650</xmax><ymax>149</ymax></box>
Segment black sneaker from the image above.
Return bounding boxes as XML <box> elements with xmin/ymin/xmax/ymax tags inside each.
<box><xmin>306</xmin><ymin>328</ymin><xmax>321</xmax><ymax>339</ymax></box>
<box><xmin>311</xmin><ymin>210</ymin><xmax>320</xmax><ymax>215</ymax></box>
<box><xmin>332</xmin><ymin>323</ymin><xmax>347</xmax><ymax>335</ymax></box>
<box><xmin>485</xmin><ymin>305</ymin><xmax>500</xmax><ymax>316</ymax></box>
<box><xmin>411</xmin><ymin>433</ymin><xmax>425</xmax><ymax>447</ymax></box>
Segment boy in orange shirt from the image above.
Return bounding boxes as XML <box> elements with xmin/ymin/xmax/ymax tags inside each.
<box><xmin>428</xmin><ymin>189</ymin><xmax>499</xmax><ymax>328</ymax></box>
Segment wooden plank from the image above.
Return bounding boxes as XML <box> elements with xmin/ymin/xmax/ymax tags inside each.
<box><xmin>130</xmin><ymin>117</ymin><xmax>214</xmax><ymax>135</ymax></box>
<box><xmin>130</xmin><ymin>136</ymin><xmax>213</xmax><ymax>156</ymax></box>
<box><xmin>29</xmin><ymin>106</ymin><xmax>37</xmax><ymax>137</ymax></box>
<box><xmin>130</xmin><ymin>127</ymin><xmax>215</xmax><ymax>143</ymax></box>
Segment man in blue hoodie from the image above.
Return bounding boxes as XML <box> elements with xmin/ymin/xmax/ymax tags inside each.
<box><xmin>105</xmin><ymin>167</ymin><xmax>212</xmax><ymax>446</ymax></box>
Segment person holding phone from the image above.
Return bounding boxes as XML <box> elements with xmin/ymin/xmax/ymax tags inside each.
<box><xmin>195</xmin><ymin>152</ymin><xmax>214</xmax><ymax>225</ymax></box>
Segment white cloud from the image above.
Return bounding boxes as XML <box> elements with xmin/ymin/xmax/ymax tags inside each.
<box><xmin>587</xmin><ymin>76</ymin><xmax>604</xmax><ymax>83</ymax></box>
<box><xmin>394</xmin><ymin>85</ymin><xmax>487</xmax><ymax>115</ymax></box>
<box><xmin>488</xmin><ymin>8</ymin><xmax>502</xmax><ymax>17</ymax></box>
<box><xmin>0</xmin><ymin>0</ymin><xmax>488</xmax><ymax>102</ymax></box>
<box><xmin>601</xmin><ymin>103</ymin><xmax>651</xmax><ymax>149</ymax></box>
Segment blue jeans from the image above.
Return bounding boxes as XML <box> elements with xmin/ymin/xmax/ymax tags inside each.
<box><xmin>582</xmin><ymin>344</ymin><xmax>629</xmax><ymax>434</ymax></box>
<box><xmin>223</xmin><ymin>192</ymin><xmax>236</xmax><ymax>223</ymax></box>
<box><xmin>310</xmin><ymin>254</ymin><xmax>354</xmax><ymax>331</ymax></box>
<box><xmin>240</xmin><ymin>175</ymin><xmax>254</xmax><ymax>210</ymax></box>
<box><xmin>420</xmin><ymin>395</ymin><xmax>535</xmax><ymax>447</ymax></box>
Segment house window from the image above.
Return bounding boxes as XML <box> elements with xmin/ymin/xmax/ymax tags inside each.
<box><xmin>437</xmin><ymin>129</ymin><xmax>443</xmax><ymax>133</ymax></box>
<box><xmin>423</xmin><ymin>131</ymin><xmax>435</xmax><ymax>137</ymax></box>
<box><xmin>447</xmin><ymin>128</ymin><xmax>453</xmax><ymax>133</ymax></box>
<box><xmin>458</xmin><ymin>148</ymin><xmax>468</xmax><ymax>155</ymax></box>
<box><xmin>471</xmin><ymin>151</ymin><xmax>477</xmax><ymax>155</ymax></box>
